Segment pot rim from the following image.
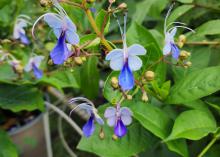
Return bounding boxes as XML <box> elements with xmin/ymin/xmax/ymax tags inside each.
<box><xmin>8</xmin><ymin>113</ymin><xmax>43</xmax><ymax>136</ymax></box>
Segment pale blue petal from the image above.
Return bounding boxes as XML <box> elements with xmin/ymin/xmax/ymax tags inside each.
<box><xmin>107</xmin><ymin>117</ymin><xmax>116</xmax><ymax>127</ymax></box>
<box><xmin>104</xmin><ymin>107</ymin><xmax>116</xmax><ymax>118</ymax></box>
<box><xmin>171</xmin><ymin>43</ymin><xmax>180</xmax><ymax>60</ymax></box>
<box><xmin>110</xmin><ymin>57</ymin><xmax>124</xmax><ymax>71</ymax></box>
<box><xmin>53</xmin><ymin>28</ymin><xmax>62</xmax><ymax>39</ymax></box>
<box><xmin>66</xmin><ymin>30</ymin><xmax>80</xmax><ymax>45</ymax></box>
<box><xmin>163</xmin><ymin>42</ymin><xmax>171</xmax><ymax>55</ymax></box>
<box><xmin>128</xmin><ymin>55</ymin><xmax>142</xmax><ymax>71</ymax></box>
<box><xmin>170</xmin><ymin>27</ymin><xmax>177</xmax><ymax>37</ymax></box>
<box><xmin>128</xmin><ymin>44</ymin><xmax>146</xmax><ymax>56</ymax></box>
<box><xmin>32</xmin><ymin>56</ymin><xmax>44</xmax><ymax>68</ymax></box>
<box><xmin>105</xmin><ymin>49</ymin><xmax>123</xmax><ymax>60</ymax></box>
<box><xmin>65</xmin><ymin>16</ymin><xmax>76</xmax><ymax>32</ymax></box>
<box><xmin>44</xmin><ymin>14</ymin><xmax>62</xmax><ymax>29</ymax></box>
<box><xmin>120</xmin><ymin>107</ymin><xmax>132</xmax><ymax>126</ymax></box>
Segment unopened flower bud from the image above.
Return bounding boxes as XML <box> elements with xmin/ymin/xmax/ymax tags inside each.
<box><xmin>111</xmin><ymin>77</ymin><xmax>119</xmax><ymax>89</ymax></box>
<box><xmin>177</xmin><ymin>41</ymin><xmax>184</xmax><ymax>48</ymax></box>
<box><xmin>185</xmin><ymin>61</ymin><xmax>192</xmax><ymax>67</ymax></box>
<box><xmin>179</xmin><ymin>34</ymin><xmax>186</xmax><ymax>43</ymax></box>
<box><xmin>112</xmin><ymin>134</ymin><xmax>118</xmax><ymax>141</ymax></box>
<box><xmin>81</xmin><ymin>56</ymin><xmax>87</xmax><ymax>62</ymax></box>
<box><xmin>109</xmin><ymin>0</ymin><xmax>116</xmax><ymax>4</ymax></box>
<box><xmin>118</xmin><ymin>3</ymin><xmax>127</xmax><ymax>9</ymax></box>
<box><xmin>145</xmin><ymin>71</ymin><xmax>155</xmax><ymax>81</ymax></box>
<box><xmin>40</xmin><ymin>0</ymin><xmax>52</xmax><ymax>7</ymax></box>
<box><xmin>74</xmin><ymin>57</ymin><xmax>83</xmax><ymax>65</ymax></box>
<box><xmin>179</xmin><ymin>50</ymin><xmax>188</xmax><ymax>60</ymax></box>
<box><xmin>66</xmin><ymin>58</ymin><xmax>73</xmax><ymax>64</ymax></box>
<box><xmin>99</xmin><ymin>129</ymin><xmax>105</xmax><ymax>140</ymax></box>
<box><xmin>127</xmin><ymin>95</ymin><xmax>132</xmax><ymax>100</ymax></box>
<box><xmin>2</xmin><ymin>39</ymin><xmax>11</xmax><ymax>44</ymax></box>
<box><xmin>186</xmin><ymin>52</ymin><xmax>191</xmax><ymax>57</ymax></box>
<box><xmin>48</xmin><ymin>59</ymin><xmax>53</xmax><ymax>65</ymax></box>
<box><xmin>142</xmin><ymin>92</ymin><xmax>148</xmax><ymax>102</ymax></box>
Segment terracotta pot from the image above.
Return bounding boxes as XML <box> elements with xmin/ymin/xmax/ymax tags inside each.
<box><xmin>8</xmin><ymin>114</ymin><xmax>47</xmax><ymax>157</ymax></box>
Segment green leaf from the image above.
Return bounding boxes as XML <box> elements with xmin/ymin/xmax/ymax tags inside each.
<box><xmin>168</xmin><ymin>5</ymin><xmax>194</xmax><ymax>23</ymax></box>
<box><xmin>132</xmin><ymin>0</ymin><xmax>167</xmax><ymax>24</ymax></box>
<box><xmin>77</xmin><ymin>123</ymin><xmax>157</xmax><ymax>157</ymax></box>
<box><xmin>95</xmin><ymin>9</ymin><xmax>110</xmax><ymax>34</ymax></box>
<box><xmin>0</xmin><ymin>130</ymin><xmax>18</xmax><ymax>157</ymax></box>
<box><xmin>80</xmin><ymin>56</ymin><xmax>100</xmax><ymax>99</ymax></box>
<box><xmin>40</xmin><ymin>69</ymin><xmax>80</xmax><ymax>90</ymax></box>
<box><xmin>127</xmin><ymin>23</ymin><xmax>160</xmax><ymax>48</ymax></box>
<box><xmin>125</xmin><ymin>101</ymin><xmax>188</xmax><ymax>157</ymax></box>
<box><xmin>103</xmin><ymin>71</ymin><xmax>122</xmax><ymax>103</ymax></box>
<box><xmin>188</xmin><ymin>20</ymin><xmax>220</xmax><ymax>40</ymax></box>
<box><xmin>166</xmin><ymin>110</ymin><xmax>217</xmax><ymax>141</ymax></box>
<box><xmin>167</xmin><ymin>66</ymin><xmax>220</xmax><ymax>104</ymax></box>
<box><xmin>0</xmin><ymin>64</ymin><xmax>18</xmax><ymax>84</ymax></box>
<box><xmin>0</xmin><ymin>84</ymin><xmax>44</xmax><ymax>112</ymax></box>
<box><xmin>177</xmin><ymin>0</ymin><xmax>193</xmax><ymax>3</ymax></box>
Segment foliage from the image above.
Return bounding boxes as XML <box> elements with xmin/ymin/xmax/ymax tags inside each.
<box><xmin>1</xmin><ymin>0</ymin><xmax>220</xmax><ymax>157</ymax></box>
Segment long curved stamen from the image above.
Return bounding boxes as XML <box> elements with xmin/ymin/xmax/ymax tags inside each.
<box><xmin>69</xmin><ymin>103</ymin><xmax>93</xmax><ymax>117</ymax></box>
<box><xmin>168</xmin><ymin>25</ymin><xmax>195</xmax><ymax>34</ymax></box>
<box><xmin>69</xmin><ymin>97</ymin><xmax>94</xmax><ymax>106</ymax></box>
<box><xmin>52</xmin><ymin>0</ymin><xmax>67</xmax><ymax>17</ymax></box>
<box><xmin>113</xmin><ymin>13</ymin><xmax>124</xmax><ymax>41</ymax></box>
<box><xmin>17</xmin><ymin>14</ymin><xmax>31</xmax><ymax>20</ymax></box>
<box><xmin>32</xmin><ymin>13</ymin><xmax>62</xmax><ymax>38</ymax></box>
<box><xmin>164</xmin><ymin>3</ymin><xmax>175</xmax><ymax>35</ymax></box>
<box><xmin>123</xmin><ymin>12</ymin><xmax>128</xmax><ymax>60</ymax></box>
<box><xmin>166</xmin><ymin>22</ymin><xmax>187</xmax><ymax>31</ymax></box>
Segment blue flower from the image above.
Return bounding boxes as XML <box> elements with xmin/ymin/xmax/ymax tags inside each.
<box><xmin>24</xmin><ymin>55</ymin><xmax>44</xmax><ymax>79</ymax></box>
<box><xmin>105</xmin><ymin>13</ymin><xmax>146</xmax><ymax>91</ymax></box>
<box><xmin>104</xmin><ymin>104</ymin><xmax>133</xmax><ymax>137</ymax></box>
<box><xmin>13</xmin><ymin>15</ymin><xmax>31</xmax><ymax>45</ymax></box>
<box><xmin>163</xmin><ymin>4</ymin><xmax>194</xmax><ymax>59</ymax></box>
<box><xmin>32</xmin><ymin>1</ymin><xmax>79</xmax><ymax>64</ymax></box>
<box><xmin>69</xmin><ymin>97</ymin><xmax>104</xmax><ymax>137</ymax></box>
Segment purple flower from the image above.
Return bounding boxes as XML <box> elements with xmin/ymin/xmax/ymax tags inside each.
<box><xmin>69</xmin><ymin>97</ymin><xmax>104</xmax><ymax>137</ymax></box>
<box><xmin>24</xmin><ymin>56</ymin><xmax>44</xmax><ymax>79</ymax></box>
<box><xmin>163</xmin><ymin>4</ymin><xmax>194</xmax><ymax>59</ymax></box>
<box><xmin>104</xmin><ymin>104</ymin><xmax>132</xmax><ymax>137</ymax></box>
<box><xmin>105</xmin><ymin>13</ymin><xmax>146</xmax><ymax>91</ymax></box>
<box><xmin>13</xmin><ymin>15</ymin><xmax>31</xmax><ymax>45</ymax></box>
<box><xmin>32</xmin><ymin>0</ymin><xmax>79</xmax><ymax>64</ymax></box>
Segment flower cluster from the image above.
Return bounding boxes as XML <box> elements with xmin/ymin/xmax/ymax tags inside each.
<box><xmin>106</xmin><ymin>13</ymin><xmax>147</xmax><ymax>91</ymax></box>
<box><xmin>69</xmin><ymin>97</ymin><xmax>133</xmax><ymax>138</ymax></box>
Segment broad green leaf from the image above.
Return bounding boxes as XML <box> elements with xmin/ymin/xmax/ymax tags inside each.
<box><xmin>78</xmin><ymin>123</ymin><xmax>157</xmax><ymax>157</ymax></box>
<box><xmin>167</xmin><ymin>66</ymin><xmax>220</xmax><ymax>104</ymax></box>
<box><xmin>0</xmin><ymin>64</ymin><xmax>18</xmax><ymax>84</ymax></box>
<box><xmin>166</xmin><ymin>110</ymin><xmax>217</xmax><ymax>141</ymax></box>
<box><xmin>40</xmin><ymin>69</ymin><xmax>80</xmax><ymax>90</ymax></box>
<box><xmin>126</xmin><ymin>101</ymin><xmax>172</xmax><ymax>139</ymax></box>
<box><xmin>95</xmin><ymin>9</ymin><xmax>110</xmax><ymax>34</ymax></box>
<box><xmin>127</xmin><ymin>22</ymin><xmax>160</xmax><ymax>48</ymax></box>
<box><xmin>125</xmin><ymin>101</ymin><xmax>188</xmax><ymax>157</ymax></box>
<box><xmin>0</xmin><ymin>84</ymin><xmax>44</xmax><ymax>112</ymax></box>
<box><xmin>188</xmin><ymin>20</ymin><xmax>220</xmax><ymax>40</ymax></box>
<box><xmin>80</xmin><ymin>56</ymin><xmax>100</xmax><ymax>99</ymax></box>
<box><xmin>0</xmin><ymin>130</ymin><xmax>18</xmax><ymax>157</ymax></box>
<box><xmin>168</xmin><ymin>5</ymin><xmax>194</xmax><ymax>23</ymax></box>
<box><xmin>103</xmin><ymin>71</ymin><xmax>122</xmax><ymax>103</ymax></box>
<box><xmin>132</xmin><ymin>0</ymin><xmax>167</xmax><ymax>24</ymax></box>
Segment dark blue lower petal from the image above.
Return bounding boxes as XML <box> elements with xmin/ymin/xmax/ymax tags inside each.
<box><xmin>83</xmin><ymin>115</ymin><xmax>95</xmax><ymax>137</ymax></box>
<box><xmin>32</xmin><ymin>64</ymin><xmax>43</xmax><ymax>79</ymax></box>
<box><xmin>50</xmin><ymin>32</ymin><xmax>70</xmax><ymax>65</ymax></box>
<box><xmin>171</xmin><ymin>43</ymin><xmax>180</xmax><ymax>60</ymax></box>
<box><xmin>114</xmin><ymin>119</ymin><xmax>127</xmax><ymax>138</ymax></box>
<box><xmin>119</xmin><ymin>62</ymin><xmax>134</xmax><ymax>91</ymax></box>
<box><xmin>19</xmin><ymin>32</ymin><xmax>30</xmax><ymax>45</ymax></box>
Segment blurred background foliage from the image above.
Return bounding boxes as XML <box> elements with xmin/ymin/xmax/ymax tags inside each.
<box><xmin>1</xmin><ymin>0</ymin><xmax>220</xmax><ymax>157</ymax></box>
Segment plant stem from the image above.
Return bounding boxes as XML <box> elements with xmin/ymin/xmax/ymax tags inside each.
<box><xmin>185</xmin><ymin>41</ymin><xmax>220</xmax><ymax>46</ymax></box>
<box><xmin>197</xmin><ymin>134</ymin><xmax>220</xmax><ymax>157</ymax></box>
<box><xmin>85</xmin><ymin>9</ymin><xmax>113</xmax><ymax>51</ymax></box>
